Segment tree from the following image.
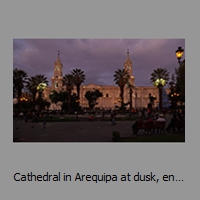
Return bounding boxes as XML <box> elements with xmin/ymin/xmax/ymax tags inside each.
<box><xmin>175</xmin><ymin>60</ymin><xmax>185</xmax><ymax>104</ymax></box>
<box><xmin>26</xmin><ymin>74</ymin><xmax>48</xmax><ymax>106</ymax></box>
<box><xmin>63</xmin><ymin>74</ymin><xmax>74</xmax><ymax>111</ymax></box>
<box><xmin>85</xmin><ymin>89</ymin><xmax>103</xmax><ymax>109</ymax></box>
<box><xmin>35</xmin><ymin>98</ymin><xmax>50</xmax><ymax>111</ymax></box>
<box><xmin>26</xmin><ymin>74</ymin><xmax>48</xmax><ymax>111</ymax></box>
<box><xmin>71</xmin><ymin>68</ymin><xmax>85</xmax><ymax>104</ymax></box>
<box><xmin>49</xmin><ymin>90</ymin><xmax>60</xmax><ymax>105</ymax></box>
<box><xmin>126</xmin><ymin>82</ymin><xmax>134</xmax><ymax>110</ymax></box>
<box><xmin>13</xmin><ymin>68</ymin><xmax>28</xmax><ymax>110</ymax></box>
<box><xmin>150</xmin><ymin>68</ymin><xmax>170</xmax><ymax>110</ymax></box>
<box><xmin>49</xmin><ymin>90</ymin><xmax>68</xmax><ymax>111</ymax></box>
<box><xmin>114</xmin><ymin>69</ymin><xmax>130</xmax><ymax>108</ymax></box>
<box><xmin>168</xmin><ymin>73</ymin><xmax>178</xmax><ymax>109</ymax></box>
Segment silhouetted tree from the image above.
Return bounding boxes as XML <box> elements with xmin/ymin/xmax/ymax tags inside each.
<box><xmin>26</xmin><ymin>74</ymin><xmax>48</xmax><ymax>108</ymax></box>
<box><xmin>63</xmin><ymin>74</ymin><xmax>74</xmax><ymax>111</ymax></box>
<box><xmin>71</xmin><ymin>68</ymin><xmax>85</xmax><ymax>105</ymax></box>
<box><xmin>150</xmin><ymin>68</ymin><xmax>170</xmax><ymax>110</ymax></box>
<box><xmin>85</xmin><ymin>89</ymin><xmax>103</xmax><ymax>109</ymax></box>
<box><xmin>13</xmin><ymin>68</ymin><xmax>28</xmax><ymax>110</ymax></box>
<box><xmin>114</xmin><ymin>69</ymin><xmax>130</xmax><ymax>108</ymax></box>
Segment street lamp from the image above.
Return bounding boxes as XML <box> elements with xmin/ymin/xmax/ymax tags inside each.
<box><xmin>175</xmin><ymin>46</ymin><xmax>184</xmax><ymax>64</ymax></box>
<box><xmin>20</xmin><ymin>97</ymin><xmax>28</xmax><ymax>102</ymax></box>
<box><xmin>154</xmin><ymin>78</ymin><xmax>166</xmax><ymax>87</ymax></box>
<box><xmin>175</xmin><ymin>46</ymin><xmax>185</xmax><ymax>112</ymax></box>
<box><xmin>37</xmin><ymin>83</ymin><xmax>47</xmax><ymax>92</ymax></box>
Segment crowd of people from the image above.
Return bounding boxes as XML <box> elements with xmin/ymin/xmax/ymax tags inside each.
<box><xmin>131</xmin><ymin>108</ymin><xmax>185</xmax><ymax>136</ymax></box>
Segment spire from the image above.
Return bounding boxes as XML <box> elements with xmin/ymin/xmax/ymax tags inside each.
<box><xmin>126</xmin><ymin>49</ymin><xmax>130</xmax><ymax>61</ymax></box>
<box><xmin>55</xmin><ymin>50</ymin><xmax>62</xmax><ymax>64</ymax></box>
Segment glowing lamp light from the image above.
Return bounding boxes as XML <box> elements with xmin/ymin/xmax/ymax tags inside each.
<box><xmin>20</xmin><ymin>97</ymin><xmax>28</xmax><ymax>101</ymax></box>
<box><xmin>176</xmin><ymin>46</ymin><xmax>184</xmax><ymax>61</ymax></box>
<box><xmin>37</xmin><ymin>83</ymin><xmax>47</xmax><ymax>91</ymax></box>
<box><xmin>154</xmin><ymin>78</ymin><xmax>166</xmax><ymax>87</ymax></box>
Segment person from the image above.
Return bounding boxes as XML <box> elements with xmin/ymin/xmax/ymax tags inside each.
<box><xmin>144</xmin><ymin>115</ymin><xmax>154</xmax><ymax>134</ymax></box>
<box><xmin>147</xmin><ymin>103</ymin><xmax>152</xmax><ymax>116</ymax></box>
<box><xmin>43</xmin><ymin>119</ymin><xmax>46</xmax><ymax>129</ymax></box>
<box><xmin>132</xmin><ymin>116</ymin><xmax>143</xmax><ymax>136</ymax></box>
<box><xmin>110</xmin><ymin>110</ymin><xmax>116</xmax><ymax>125</ymax></box>
<box><xmin>88</xmin><ymin>115</ymin><xmax>94</xmax><ymax>121</ymax></box>
<box><xmin>155</xmin><ymin>113</ymin><xmax>166</xmax><ymax>134</ymax></box>
<box><xmin>19</xmin><ymin>112</ymin><xmax>24</xmax><ymax>120</ymax></box>
<box><xmin>101</xmin><ymin>109</ymin><xmax>105</xmax><ymax>120</ymax></box>
<box><xmin>75</xmin><ymin>111</ymin><xmax>78</xmax><ymax>121</ymax></box>
<box><xmin>146</xmin><ymin>114</ymin><xmax>154</xmax><ymax>122</ymax></box>
<box><xmin>166</xmin><ymin>113</ymin><xmax>177</xmax><ymax>133</ymax></box>
<box><xmin>156</xmin><ymin>113</ymin><xmax>166</xmax><ymax>122</ymax></box>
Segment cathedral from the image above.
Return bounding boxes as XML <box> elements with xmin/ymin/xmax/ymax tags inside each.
<box><xmin>43</xmin><ymin>50</ymin><xmax>165</xmax><ymax>110</ymax></box>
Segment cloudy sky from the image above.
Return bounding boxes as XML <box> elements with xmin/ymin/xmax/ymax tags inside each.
<box><xmin>13</xmin><ymin>39</ymin><xmax>185</xmax><ymax>87</ymax></box>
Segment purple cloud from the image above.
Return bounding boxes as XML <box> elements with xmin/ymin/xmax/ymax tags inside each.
<box><xmin>13</xmin><ymin>39</ymin><xmax>185</xmax><ymax>86</ymax></box>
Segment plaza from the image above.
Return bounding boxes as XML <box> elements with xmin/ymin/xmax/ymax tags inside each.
<box><xmin>13</xmin><ymin>119</ymin><xmax>134</xmax><ymax>142</ymax></box>
<box><xmin>13</xmin><ymin>113</ymin><xmax>185</xmax><ymax>142</ymax></box>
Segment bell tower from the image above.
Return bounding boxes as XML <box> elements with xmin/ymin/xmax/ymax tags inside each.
<box><xmin>51</xmin><ymin>50</ymin><xmax>63</xmax><ymax>90</ymax></box>
<box><xmin>124</xmin><ymin>49</ymin><xmax>135</xmax><ymax>86</ymax></box>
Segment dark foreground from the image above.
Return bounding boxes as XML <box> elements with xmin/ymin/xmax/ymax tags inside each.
<box><xmin>13</xmin><ymin>120</ymin><xmax>185</xmax><ymax>142</ymax></box>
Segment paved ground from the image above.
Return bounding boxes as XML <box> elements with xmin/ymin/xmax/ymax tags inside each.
<box><xmin>13</xmin><ymin>120</ymin><xmax>136</xmax><ymax>142</ymax></box>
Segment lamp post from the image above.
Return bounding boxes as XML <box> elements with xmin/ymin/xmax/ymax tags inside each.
<box><xmin>175</xmin><ymin>46</ymin><xmax>185</xmax><ymax>111</ymax></box>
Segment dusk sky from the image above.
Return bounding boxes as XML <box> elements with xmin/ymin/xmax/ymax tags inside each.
<box><xmin>13</xmin><ymin>39</ymin><xmax>185</xmax><ymax>87</ymax></box>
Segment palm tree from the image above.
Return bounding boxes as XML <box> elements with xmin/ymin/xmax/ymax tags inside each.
<box><xmin>37</xmin><ymin>82</ymin><xmax>48</xmax><ymax>99</ymax></box>
<box><xmin>13</xmin><ymin>68</ymin><xmax>28</xmax><ymax>110</ymax></box>
<box><xmin>114</xmin><ymin>69</ymin><xmax>130</xmax><ymax>107</ymax></box>
<box><xmin>150</xmin><ymin>68</ymin><xmax>170</xmax><ymax>110</ymax></box>
<box><xmin>126</xmin><ymin>82</ymin><xmax>134</xmax><ymax>110</ymax></box>
<box><xmin>63</xmin><ymin>74</ymin><xmax>74</xmax><ymax>111</ymax></box>
<box><xmin>71</xmin><ymin>68</ymin><xmax>85</xmax><ymax>104</ymax></box>
<box><xmin>26</xmin><ymin>75</ymin><xmax>48</xmax><ymax>106</ymax></box>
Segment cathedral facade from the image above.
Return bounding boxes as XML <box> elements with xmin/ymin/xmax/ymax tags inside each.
<box><xmin>43</xmin><ymin>51</ymin><xmax>163</xmax><ymax>110</ymax></box>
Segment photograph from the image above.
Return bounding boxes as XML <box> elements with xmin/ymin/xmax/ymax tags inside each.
<box><xmin>13</xmin><ymin>39</ymin><xmax>185</xmax><ymax>142</ymax></box>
